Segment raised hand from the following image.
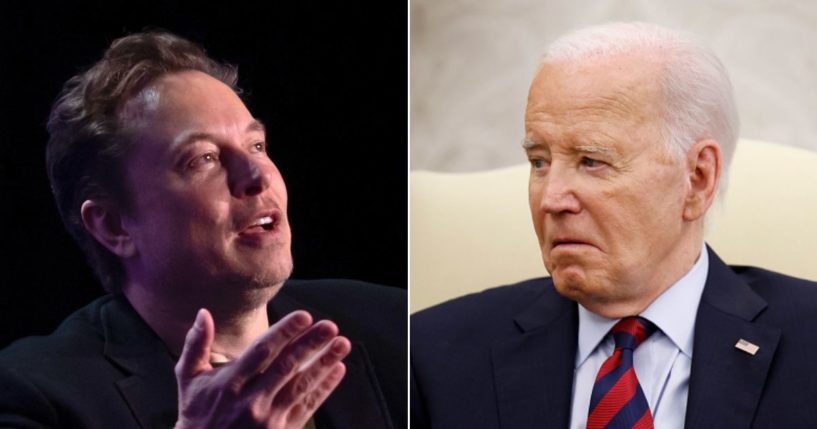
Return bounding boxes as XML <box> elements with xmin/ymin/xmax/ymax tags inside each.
<box><xmin>174</xmin><ymin>309</ymin><xmax>351</xmax><ymax>428</ymax></box>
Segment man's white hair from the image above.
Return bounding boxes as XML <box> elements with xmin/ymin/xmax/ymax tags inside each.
<box><xmin>540</xmin><ymin>22</ymin><xmax>740</xmax><ymax>198</ymax></box>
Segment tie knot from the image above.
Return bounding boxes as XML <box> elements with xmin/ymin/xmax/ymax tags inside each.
<box><xmin>610</xmin><ymin>316</ymin><xmax>657</xmax><ymax>350</ymax></box>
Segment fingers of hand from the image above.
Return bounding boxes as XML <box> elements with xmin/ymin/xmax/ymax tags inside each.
<box><xmin>243</xmin><ymin>363</ymin><xmax>346</xmax><ymax>428</ymax></box>
<box><xmin>249</xmin><ymin>320</ymin><xmax>341</xmax><ymax>398</ymax></box>
<box><xmin>226</xmin><ymin>311</ymin><xmax>313</xmax><ymax>390</ymax></box>
<box><xmin>173</xmin><ymin>312</ymin><xmax>349</xmax><ymax>428</ymax></box>
<box><xmin>175</xmin><ymin>308</ymin><xmax>215</xmax><ymax>382</ymax></box>
<box><xmin>271</xmin><ymin>336</ymin><xmax>351</xmax><ymax>410</ymax></box>
<box><xmin>281</xmin><ymin>361</ymin><xmax>348</xmax><ymax>425</ymax></box>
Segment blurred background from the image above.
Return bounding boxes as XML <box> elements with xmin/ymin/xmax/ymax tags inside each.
<box><xmin>411</xmin><ymin>0</ymin><xmax>817</xmax><ymax>172</ymax></box>
<box><xmin>0</xmin><ymin>1</ymin><xmax>406</xmax><ymax>348</ymax></box>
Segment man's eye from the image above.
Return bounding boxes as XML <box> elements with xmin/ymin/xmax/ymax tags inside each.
<box><xmin>252</xmin><ymin>142</ymin><xmax>266</xmax><ymax>152</ymax></box>
<box><xmin>189</xmin><ymin>152</ymin><xmax>219</xmax><ymax>169</ymax></box>
<box><xmin>580</xmin><ymin>157</ymin><xmax>604</xmax><ymax>168</ymax></box>
<box><xmin>529</xmin><ymin>158</ymin><xmax>550</xmax><ymax>175</ymax></box>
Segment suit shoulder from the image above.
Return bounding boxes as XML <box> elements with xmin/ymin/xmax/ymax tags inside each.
<box><xmin>278</xmin><ymin>279</ymin><xmax>406</xmax><ymax>348</ymax></box>
<box><xmin>282</xmin><ymin>278</ymin><xmax>405</xmax><ymax>317</ymax></box>
<box><xmin>0</xmin><ymin>296</ymin><xmax>111</xmax><ymax>370</ymax></box>
<box><xmin>0</xmin><ymin>296</ymin><xmax>114</xmax><ymax>426</ymax></box>
<box><xmin>413</xmin><ymin>277</ymin><xmax>550</xmax><ymax>321</ymax></box>
<box><xmin>732</xmin><ymin>266</ymin><xmax>817</xmax><ymax>304</ymax></box>
<box><xmin>730</xmin><ymin>267</ymin><xmax>817</xmax><ymax>333</ymax></box>
<box><xmin>411</xmin><ymin>278</ymin><xmax>552</xmax><ymax>340</ymax></box>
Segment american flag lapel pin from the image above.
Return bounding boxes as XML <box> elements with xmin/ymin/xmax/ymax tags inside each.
<box><xmin>735</xmin><ymin>338</ymin><xmax>760</xmax><ymax>356</ymax></box>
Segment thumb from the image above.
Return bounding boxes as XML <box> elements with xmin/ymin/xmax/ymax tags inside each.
<box><xmin>175</xmin><ymin>308</ymin><xmax>214</xmax><ymax>383</ymax></box>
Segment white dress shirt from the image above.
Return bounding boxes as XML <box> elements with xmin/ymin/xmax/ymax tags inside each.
<box><xmin>569</xmin><ymin>244</ymin><xmax>709</xmax><ymax>429</ymax></box>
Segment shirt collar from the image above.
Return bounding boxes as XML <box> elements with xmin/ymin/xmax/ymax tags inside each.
<box><xmin>576</xmin><ymin>243</ymin><xmax>709</xmax><ymax>367</ymax></box>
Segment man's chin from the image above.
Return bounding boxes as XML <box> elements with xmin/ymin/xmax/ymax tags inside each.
<box><xmin>241</xmin><ymin>261</ymin><xmax>294</xmax><ymax>291</ymax></box>
<box><xmin>229</xmin><ymin>250</ymin><xmax>293</xmax><ymax>284</ymax></box>
<box><xmin>549</xmin><ymin>265</ymin><xmax>604</xmax><ymax>301</ymax></box>
<box><xmin>551</xmin><ymin>272</ymin><xmax>643</xmax><ymax>318</ymax></box>
<box><xmin>211</xmin><ymin>258</ymin><xmax>293</xmax><ymax>296</ymax></box>
<box><xmin>215</xmin><ymin>270</ymin><xmax>290</xmax><ymax>313</ymax></box>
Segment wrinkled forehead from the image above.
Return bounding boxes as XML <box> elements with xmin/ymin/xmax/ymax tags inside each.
<box><xmin>526</xmin><ymin>54</ymin><xmax>665</xmax><ymax>123</ymax></box>
<box><xmin>524</xmin><ymin>55</ymin><xmax>672</xmax><ymax>161</ymax></box>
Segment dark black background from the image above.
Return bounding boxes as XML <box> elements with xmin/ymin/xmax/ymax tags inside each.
<box><xmin>0</xmin><ymin>1</ymin><xmax>406</xmax><ymax>348</ymax></box>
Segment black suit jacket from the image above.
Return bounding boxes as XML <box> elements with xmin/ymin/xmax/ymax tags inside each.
<box><xmin>411</xmin><ymin>247</ymin><xmax>817</xmax><ymax>428</ymax></box>
<box><xmin>0</xmin><ymin>279</ymin><xmax>406</xmax><ymax>429</ymax></box>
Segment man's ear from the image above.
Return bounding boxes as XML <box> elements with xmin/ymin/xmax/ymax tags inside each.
<box><xmin>80</xmin><ymin>200</ymin><xmax>136</xmax><ymax>258</ymax></box>
<box><xmin>683</xmin><ymin>139</ymin><xmax>721</xmax><ymax>221</ymax></box>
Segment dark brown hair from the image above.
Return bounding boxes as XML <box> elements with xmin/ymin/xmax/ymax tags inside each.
<box><xmin>46</xmin><ymin>31</ymin><xmax>239</xmax><ymax>292</ymax></box>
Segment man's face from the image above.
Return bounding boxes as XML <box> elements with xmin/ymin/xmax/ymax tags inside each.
<box><xmin>119</xmin><ymin>70</ymin><xmax>292</xmax><ymax>299</ymax></box>
<box><xmin>524</xmin><ymin>55</ymin><xmax>693</xmax><ymax>316</ymax></box>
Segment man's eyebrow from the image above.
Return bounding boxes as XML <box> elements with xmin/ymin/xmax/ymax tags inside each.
<box><xmin>522</xmin><ymin>139</ymin><xmax>542</xmax><ymax>150</ymax></box>
<box><xmin>173</xmin><ymin>131</ymin><xmax>215</xmax><ymax>150</ymax></box>
<box><xmin>246</xmin><ymin>119</ymin><xmax>266</xmax><ymax>135</ymax></box>
<box><xmin>172</xmin><ymin>119</ymin><xmax>267</xmax><ymax>150</ymax></box>
<box><xmin>575</xmin><ymin>144</ymin><xmax>618</xmax><ymax>156</ymax></box>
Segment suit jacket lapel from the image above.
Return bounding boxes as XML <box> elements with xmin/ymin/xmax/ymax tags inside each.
<box><xmin>685</xmin><ymin>247</ymin><xmax>781</xmax><ymax>429</ymax></box>
<box><xmin>269</xmin><ymin>286</ymin><xmax>392</xmax><ymax>428</ymax></box>
<box><xmin>101</xmin><ymin>296</ymin><xmax>179</xmax><ymax>428</ymax></box>
<box><xmin>491</xmin><ymin>284</ymin><xmax>577</xmax><ymax>429</ymax></box>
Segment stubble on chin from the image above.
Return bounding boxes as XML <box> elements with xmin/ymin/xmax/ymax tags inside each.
<box><xmin>233</xmin><ymin>258</ymin><xmax>293</xmax><ymax>295</ymax></box>
<box><xmin>185</xmin><ymin>255</ymin><xmax>292</xmax><ymax>316</ymax></box>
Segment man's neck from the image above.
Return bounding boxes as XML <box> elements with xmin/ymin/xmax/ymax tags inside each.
<box><xmin>122</xmin><ymin>280</ymin><xmax>279</xmax><ymax>360</ymax></box>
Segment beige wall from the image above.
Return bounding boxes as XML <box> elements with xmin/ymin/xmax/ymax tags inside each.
<box><xmin>411</xmin><ymin>0</ymin><xmax>817</xmax><ymax>172</ymax></box>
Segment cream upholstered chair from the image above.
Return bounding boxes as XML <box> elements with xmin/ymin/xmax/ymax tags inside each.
<box><xmin>410</xmin><ymin>139</ymin><xmax>817</xmax><ymax>313</ymax></box>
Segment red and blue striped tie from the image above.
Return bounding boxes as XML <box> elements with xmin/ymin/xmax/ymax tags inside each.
<box><xmin>587</xmin><ymin>316</ymin><xmax>657</xmax><ymax>429</ymax></box>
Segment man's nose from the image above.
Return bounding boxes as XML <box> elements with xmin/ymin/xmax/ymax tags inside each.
<box><xmin>228</xmin><ymin>154</ymin><xmax>273</xmax><ymax>198</ymax></box>
<box><xmin>538</xmin><ymin>169</ymin><xmax>581</xmax><ymax>215</ymax></box>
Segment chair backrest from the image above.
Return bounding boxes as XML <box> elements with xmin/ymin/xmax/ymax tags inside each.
<box><xmin>411</xmin><ymin>139</ymin><xmax>817</xmax><ymax>313</ymax></box>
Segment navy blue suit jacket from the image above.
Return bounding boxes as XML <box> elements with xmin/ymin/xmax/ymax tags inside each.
<box><xmin>0</xmin><ymin>279</ymin><xmax>406</xmax><ymax>429</ymax></box>
<box><xmin>411</xmin><ymin>247</ymin><xmax>817</xmax><ymax>428</ymax></box>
